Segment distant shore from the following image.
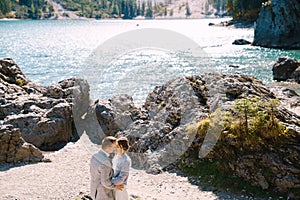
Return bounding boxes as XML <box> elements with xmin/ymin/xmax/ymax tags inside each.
<box><xmin>0</xmin><ymin>16</ymin><xmax>224</xmax><ymax>20</ymax></box>
<box><xmin>0</xmin><ymin>18</ymin><xmax>20</xmax><ymax>21</ymax></box>
<box><xmin>208</xmin><ymin>19</ymin><xmax>254</xmax><ymax>28</ymax></box>
<box><xmin>0</xmin><ymin>13</ymin><xmax>229</xmax><ymax>21</ymax></box>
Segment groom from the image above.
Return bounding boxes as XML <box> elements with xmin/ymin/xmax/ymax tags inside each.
<box><xmin>90</xmin><ymin>136</ymin><xmax>124</xmax><ymax>200</ymax></box>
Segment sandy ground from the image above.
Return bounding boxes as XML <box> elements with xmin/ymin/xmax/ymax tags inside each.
<box><xmin>0</xmin><ymin>135</ymin><xmax>259</xmax><ymax>200</ymax></box>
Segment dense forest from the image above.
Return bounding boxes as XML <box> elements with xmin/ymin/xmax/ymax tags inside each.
<box><xmin>59</xmin><ymin>0</ymin><xmax>226</xmax><ymax>19</ymax></box>
<box><xmin>0</xmin><ymin>0</ymin><xmax>54</xmax><ymax>19</ymax></box>
<box><xmin>226</xmin><ymin>0</ymin><xmax>266</xmax><ymax>21</ymax></box>
<box><xmin>0</xmin><ymin>0</ymin><xmax>266</xmax><ymax>20</ymax></box>
<box><xmin>60</xmin><ymin>0</ymin><xmax>156</xmax><ymax>19</ymax></box>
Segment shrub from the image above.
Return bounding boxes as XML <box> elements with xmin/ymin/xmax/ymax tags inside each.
<box><xmin>16</xmin><ymin>78</ymin><xmax>26</xmax><ymax>87</ymax></box>
<box><xmin>191</xmin><ymin>94</ymin><xmax>288</xmax><ymax>153</ymax></box>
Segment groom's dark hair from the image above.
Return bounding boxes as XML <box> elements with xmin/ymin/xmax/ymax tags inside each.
<box><xmin>102</xmin><ymin>136</ymin><xmax>117</xmax><ymax>149</ymax></box>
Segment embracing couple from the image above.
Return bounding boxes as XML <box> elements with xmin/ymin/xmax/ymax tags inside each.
<box><xmin>90</xmin><ymin>136</ymin><xmax>131</xmax><ymax>200</ymax></box>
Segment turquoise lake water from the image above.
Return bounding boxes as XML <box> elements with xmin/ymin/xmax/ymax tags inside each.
<box><xmin>1</xmin><ymin>19</ymin><xmax>299</xmax><ymax>103</ymax></box>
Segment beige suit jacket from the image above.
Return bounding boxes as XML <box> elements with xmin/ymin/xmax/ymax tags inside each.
<box><xmin>90</xmin><ymin>149</ymin><xmax>115</xmax><ymax>200</ymax></box>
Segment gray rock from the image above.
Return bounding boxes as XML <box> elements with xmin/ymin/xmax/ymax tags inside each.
<box><xmin>229</xmin><ymin>65</ymin><xmax>239</xmax><ymax>68</ymax></box>
<box><xmin>232</xmin><ymin>39</ymin><xmax>251</xmax><ymax>45</ymax></box>
<box><xmin>269</xmin><ymin>86</ymin><xmax>300</xmax><ymax>116</ymax></box>
<box><xmin>253</xmin><ymin>0</ymin><xmax>300</xmax><ymax>49</ymax></box>
<box><xmin>3</xmin><ymin>58</ymin><xmax>299</xmax><ymax>192</ymax></box>
<box><xmin>272</xmin><ymin>57</ymin><xmax>300</xmax><ymax>82</ymax></box>
<box><xmin>229</xmin><ymin>150</ymin><xmax>300</xmax><ymax>192</ymax></box>
<box><xmin>0</xmin><ymin>58</ymin><xmax>29</xmax><ymax>86</ymax></box>
<box><xmin>94</xmin><ymin>94</ymin><xmax>141</xmax><ymax>136</ymax></box>
<box><xmin>293</xmin><ymin>67</ymin><xmax>300</xmax><ymax>83</ymax></box>
<box><xmin>0</xmin><ymin>125</ymin><xmax>43</xmax><ymax>163</ymax></box>
<box><xmin>0</xmin><ymin>59</ymin><xmax>87</xmax><ymax>162</ymax></box>
<box><xmin>119</xmin><ymin>74</ymin><xmax>264</xmax><ymax>170</ymax></box>
<box><xmin>230</xmin><ymin>155</ymin><xmax>270</xmax><ymax>190</ymax></box>
<box><xmin>104</xmin><ymin>73</ymin><xmax>299</xmax><ymax>193</ymax></box>
<box><xmin>94</xmin><ymin>99</ymin><xmax>120</xmax><ymax>136</ymax></box>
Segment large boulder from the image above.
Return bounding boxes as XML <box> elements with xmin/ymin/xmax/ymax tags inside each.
<box><xmin>0</xmin><ymin>58</ymin><xmax>29</xmax><ymax>86</ymax></box>
<box><xmin>3</xmin><ymin>103</ymin><xmax>73</xmax><ymax>148</ymax></box>
<box><xmin>272</xmin><ymin>57</ymin><xmax>300</xmax><ymax>82</ymax></box>
<box><xmin>95</xmin><ymin>73</ymin><xmax>300</xmax><ymax>193</ymax></box>
<box><xmin>122</xmin><ymin>76</ymin><xmax>211</xmax><ymax>173</ymax></box>
<box><xmin>0</xmin><ymin>58</ymin><xmax>85</xmax><ymax>159</ymax></box>
<box><xmin>253</xmin><ymin>0</ymin><xmax>300</xmax><ymax>49</ymax></box>
<box><xmin>269</xmin><ymin>86</ymin><xmax>300</xmax><ymax>116</ymax></box>
<box><xmin>0</xmin><ymin>125</ymin><xmax>43</xmax><ymax>163</ymax></box>
<box><xmin>94</xmin><ymin>94</ymin><xmax>142</xmax><ymax>137</ymax></box>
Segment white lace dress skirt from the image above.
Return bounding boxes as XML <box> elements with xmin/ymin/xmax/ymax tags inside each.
<box><xmin>115</xmin><ymin>187</ymin><xmax>128</xmax><ymax>200</ymax></box>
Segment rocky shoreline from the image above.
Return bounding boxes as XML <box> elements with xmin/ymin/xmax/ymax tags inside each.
<box><xmin>0</xmin><ymin>58</ymin><xmax>300</xmax><ymax>198</ymax></box>
<box><xmin>0</xmin><ymin>58</ymin><xmax>85</xmax><ymax>163</ymax></box>
<box><xmin>208</xmin><ymin>19</ymin><xmax>254</xmax><ymax>29</ymax></box>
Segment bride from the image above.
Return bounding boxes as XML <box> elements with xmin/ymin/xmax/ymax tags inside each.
<box><xmin>112</xmin><ymin>137</ymin><xmax>132</xmax><ymax>200</ymax></box>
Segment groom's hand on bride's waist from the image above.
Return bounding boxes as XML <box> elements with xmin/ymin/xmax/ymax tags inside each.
<box><xmin>116</xmin><ymin>184</ymin><xmax>124</xmax><ymax>191</ymax></box>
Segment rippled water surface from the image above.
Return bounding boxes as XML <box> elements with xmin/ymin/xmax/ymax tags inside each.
<box><xmin>1</xmin><ymin>19</ymin><xmax>299</xmax><ymax>103</ymax></box>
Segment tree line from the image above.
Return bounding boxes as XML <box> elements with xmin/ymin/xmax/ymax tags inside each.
<box><xmin>207</xmin><ymin>0</ymin><xmax>266</xmax><ymax>21</ymax></box>
<box><xmin>1</xmin><ymin>0</ymin><xmax>267</xmax><ymax>21</ymax></box>
<box><xmin>0</xmin><ymin>0</ymin><xmax>54</xmax><ymax>19</ymax></box>
<box><xmin>60</xmin><ymin>0</ymin><xmax>177</xmax><ymax>19</ymax></box>
<box><xmin>226</xmin><ymin>0</ymin><xmax>266</xmax><ymax>21</ymax></box>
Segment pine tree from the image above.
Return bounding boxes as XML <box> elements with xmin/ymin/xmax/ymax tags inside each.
<box><xmin>129</xmin><ymin>0</ymin><xmax>136</xmax><ymax>18</ymax></box>
<box><xmin>136</xmin><ymin>0</ymin><xmax>141</xmax><ymax>16</ymax></box>
<box><xmin>145</xmin><ymin>0</ymin><xmax>153</xmax><ymax>18</ymax></box>
<box><xmin>0</xmin><ymin>0</ymin><xmax>12</xmax><ymax>15</ymax></box>
<box><xmin>169</xmin><ymin>8</ymin><xmax>173</xmax><ymax>16</ymax></box>
<box><xmin>122</xmin><ymin>0</ymin><xmax>130</xmax><ymax>19</ymax></box>
<box><xmin>185</xmin><ymin>1</ymin><xmax>191</xmax><ymax>17</ymax></box>
<box><xmin>112</xmin><ymin>1</ymin><xmax>120</xmax><ymax>16</ymax></box>
<box><xmin>226</xmin><ymin>0</ymin><xmax>264</xmax><ymax>21</ymax></box>
<box><xmin>141</xmin><ymin>0</ymin><xmax>145</xmax><ymax>16</ymax></box>
<box><xmin>30</xmin><ymin>2</ymin><xmax>36</xmax><ymax>18</ymax></box>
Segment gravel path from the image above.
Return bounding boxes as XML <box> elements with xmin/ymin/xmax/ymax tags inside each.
<box><xmin>0</xmin><ymin>136</ymin><xmax>255</xmax><ymax>200</ymax></box>
<box><xmin>46</xmin><ymin>0</ymin><xmax>84</xmax><ymax>20</ymax></box>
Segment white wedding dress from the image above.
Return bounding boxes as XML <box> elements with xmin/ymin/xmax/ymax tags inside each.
<box><xmin>112</xmin><ymin>154</ymin><xmax>131</xmax><ymax>200</ymax></box>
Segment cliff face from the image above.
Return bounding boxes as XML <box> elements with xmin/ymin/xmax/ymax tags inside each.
<box><xmin>253</xmin><ymin>0</ymin><xmax>300</xmax><ymax>49</ymax></box>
